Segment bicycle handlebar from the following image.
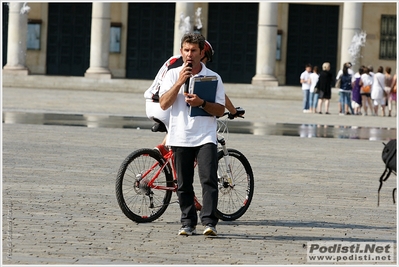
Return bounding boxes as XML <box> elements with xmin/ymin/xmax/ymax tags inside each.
<box><xmin>221</xmin><ymin>107</ymin><xmax>245</xmax><ymax>120</ymax></box>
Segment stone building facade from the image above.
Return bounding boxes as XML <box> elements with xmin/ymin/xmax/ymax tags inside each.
<box><xmin>2</xmin><ymin>2</ymin><xmax>397</xmax><ymax>86</ymax></box>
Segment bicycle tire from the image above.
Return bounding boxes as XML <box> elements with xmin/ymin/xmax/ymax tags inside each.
<box><xmin>215</xmin><ymin>148</ymin><xmax>254</xmax><ymax>221</ymax></box>
<box><xmin>115</xmin><ymin>148</ymin><xmax>174</xmax><ymax>223</ymax></box>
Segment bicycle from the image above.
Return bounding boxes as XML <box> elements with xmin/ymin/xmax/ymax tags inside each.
<box><xmin>115</xmin><ymin>108</ymin><xmax>254</xmax><ymax>223</ymax></box>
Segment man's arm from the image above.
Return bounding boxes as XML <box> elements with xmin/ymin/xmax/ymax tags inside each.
<box><xmin>159</xmin><ymin>64</ymin><xmax>191</xmax><ymax>110</ymax></box>
<box><xmin>200</xmin><ymin>101</ymin><xmax>225</xmax><ymax>117</ymax></box>
<box><xmin>159</xmin><ymin>82</ymin><xmax>182</xmax><ymax>110</ymax></box>
<box><xmin>225</xmin><ymin>94</ymin><xmax>237</xmax><ymax>114</ymax></box>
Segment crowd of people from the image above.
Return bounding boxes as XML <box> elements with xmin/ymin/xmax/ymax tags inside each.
<box><xmin>300</xmin><ymin>62</ymin><xmax>397</xmax><ymax>117</ymax></box>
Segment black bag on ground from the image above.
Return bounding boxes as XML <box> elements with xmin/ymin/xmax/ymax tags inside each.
<box><xmin>377</xmin><ymin>139</ymin><xmax>397</xmax><ymax>206</ymax></box>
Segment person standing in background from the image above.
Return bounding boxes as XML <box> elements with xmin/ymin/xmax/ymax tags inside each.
<box><xmin>316</xmin><ymin>62</ymin><xmax>333</xmax><ymax>114</ymax></box>
<box><xmin>336</xmin><ymin>62</ymin><xmax>354</xmax><ymax>114</ymax></box>
<box><xmin>309</xmin><ymin>65</ymin><xmax>319</xmax><ymax>113</ymax></box>
<box><xmin>359</xmin><ymin>66</ymin><xmax>374</xmax><ymax>116</ymax></box>
<box><xmin>338</xmin><ymin>63</ymin><xmax>354</xmax><ymax>115</ymax></box>
<box><xmin>371</xmin><ymin>66</ymin><xmax>386</xmax><ymax>116</ymax></box>
<box><xmin>351</xmin><ymin>67</ymin><xmax>364</xmax><ymax>115</ymax></box>
<box><xmin>384</xmin><ymin>66</ymin><xmax>393</xmax><ymax>114</ymax></box>
<box><xmin>388</xmin><ymin>73</ymin><xmax>397</xmax><ymax>117</ymax></box>
<box><xmin>300</xmin><ymin>63</ymin><xmax>312</xmax><ymax>113</ymax></box>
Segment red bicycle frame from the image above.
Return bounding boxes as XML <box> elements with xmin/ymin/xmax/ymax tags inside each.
<box><xmin>142</xmin><ymin>149</ymin><xmax>202</xmax><ymax>210</ymax></box>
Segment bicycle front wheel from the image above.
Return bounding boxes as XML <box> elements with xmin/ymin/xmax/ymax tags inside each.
<box><xmin>115</xmin><ymin>148</ymin><xmax>174</xmax><ymax>223</ymax></box>
<box><xmin>215</xmin><ymin>148</ymin><xmax>254</xmax><ymax>221</ymax></box>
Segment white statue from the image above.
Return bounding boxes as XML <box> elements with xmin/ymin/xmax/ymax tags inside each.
<box><xmin>348</xmin><ymin>31</ymin><xmax>367</xmax><ymax>65</ymax></box>
<box><xmin>195</xmin><ymin>7</ymin><xmax>202</xmax><ymax>31</ymax></box>
<box><xmin>179</xmin><ymin>13</ymin><xmax>191</xmax><ymax>35</ymax></box>
<box><xmin>20</xmin><ymin>2</ymin><xmax>31</xmax><ymax>14</ymax></box>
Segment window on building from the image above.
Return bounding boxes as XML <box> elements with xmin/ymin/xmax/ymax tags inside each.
<box><xmin>380</xmin><ymin>15</ymin><xmax>396</xmax><ymax>60</ymax></box>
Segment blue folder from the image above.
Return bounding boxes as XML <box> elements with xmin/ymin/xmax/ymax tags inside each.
<box><xmin>189</xmin><ymin>76</ymin><xmax>218</xmax><ymax>117</ymax></box>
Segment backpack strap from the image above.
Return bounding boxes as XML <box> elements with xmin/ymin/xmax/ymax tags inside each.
<box><xmin>378</xmin><ymin>168</ymin><xmax>392</xmax><ymax>206</ymax></box>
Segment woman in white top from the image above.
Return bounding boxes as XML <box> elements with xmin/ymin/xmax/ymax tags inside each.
<box><xmin>371</xmin><ymin>66</ymin><xmax>386</xmax><ymax>116</ymax></box>
<box><xmin>359</xmin><ymin>66</ymin><xmax>374</xmax><ymax>116</ymax></box>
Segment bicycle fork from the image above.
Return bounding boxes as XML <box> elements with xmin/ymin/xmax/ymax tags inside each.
<box><xmin>218</xmin><ymin>137</ymin><xmax>235</xmax><ymax>189</ymax></box>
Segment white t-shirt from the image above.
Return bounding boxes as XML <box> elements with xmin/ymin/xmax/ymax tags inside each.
<box><xmin>309</xmin><ymin>73</ymin><xmax>319</xmax><ymax>93</ymax></box>
<box><xmin>371</xmin><ymin>72</ymin><xmax>385</xmax><ymax>100</ymax></box>
<box><xmin>361</xmin><ymin>73</ymin><xmax>373</xmax><ymax>87</ymax></box>
<box><xmin>300</xmin><ymin>70</ymin><xmax>311</xmax><ymax>90</ymax></box>
<box><xmin>159</xmin><ymin>62</ymin><xmax>225</xmax><ymax>147</ymax></box>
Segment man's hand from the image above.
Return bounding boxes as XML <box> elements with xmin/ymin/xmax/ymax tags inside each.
<box><xmin>228</xmin><ymin>107</ymin><xmax>245</xmax><ymax>119</ymax></box>
<box><xmin>185</xmin><ymin>94</ymin><xmax>203</xmax><ymax>107</ymax></box>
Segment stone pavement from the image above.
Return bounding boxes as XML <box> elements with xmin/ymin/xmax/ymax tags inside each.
<box><xmin>1</xmin><ymin>81</ymin><xmax>398</xmax><ymax>265</ymax></box>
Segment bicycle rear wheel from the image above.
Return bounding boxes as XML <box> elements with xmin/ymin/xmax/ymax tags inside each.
<box><xmin>215</xmin><ymin>148</ymin><xmax>254</xmax><ymax>221</ymax></box>
<box><xmin>116</xmin><ymin>148</ymin><xmax>174</xmax><ymax>223</ymax></box>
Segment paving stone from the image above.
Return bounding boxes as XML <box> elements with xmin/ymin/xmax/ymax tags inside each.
<box><xmin>2</xmin><ymin>85</ymin><xmax>397</xmax><ymax>265</ymax></box>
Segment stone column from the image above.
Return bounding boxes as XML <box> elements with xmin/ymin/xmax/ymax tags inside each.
<box><xmin>3</xmin><ymin>2</ymin><xmax>30</xmax><ymax>75</ymax></box>
<box><xmin>85</xmin><ymin>2</ymin><xmax>112</xmax><ymax>79</ymax></box>
<box><xmin>340</xmin><ymin>3</ymin><xmax>363</xmax><ymax>68</ymax></box>
<box><xmin>173</xmin><ymin>2</ymin><xmax>194</xmax><ymax>55</ymax></box>
<box><xmin>252</xmin><ymin>2</ymin><xmax>278</xmax><ymax>87</ymax></box>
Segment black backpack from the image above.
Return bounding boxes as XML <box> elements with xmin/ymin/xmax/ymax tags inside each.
<box><xmin>377</xmin><ymin>139</ymin><xmax>397</xmax><ymax>206</ymax></box>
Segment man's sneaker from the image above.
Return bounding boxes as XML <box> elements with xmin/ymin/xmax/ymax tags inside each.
<box><xmin>203</xmin><ymin>224</ymin><xmax>217</xmax><ymax>236</ymax></box>
<box><xmin>154</xmin><ymin>144</ymin><xmax>169</xmax><ymax>158</ymax></box>
<box><xmin>178</xmin><ymin>225</ymin><xmax>196</xmax><ymax>236</ymax></box>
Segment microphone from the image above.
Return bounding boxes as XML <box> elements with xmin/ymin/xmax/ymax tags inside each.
<box><xmin>184</xmin><ymin>63</ymin><xmax>192</xmax><ymax>95</ymax></box>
